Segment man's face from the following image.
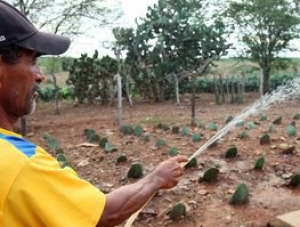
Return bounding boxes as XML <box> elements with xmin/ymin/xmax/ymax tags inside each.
<box><xmin>0</xmin><ymin>48</ymin><xmax>44</xmax><ymax>118</ymax></box>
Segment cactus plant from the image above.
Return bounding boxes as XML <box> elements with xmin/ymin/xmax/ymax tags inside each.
<box><xmin>229</xmin><ymin>183</ymin><xmax>249</xmax><ymax>205</ymax></box>
<box><xmin>198</xmin><ymin>121</ymin><xmax>206</xmax><ymax>129</ymax></box>
<box><xmin>293</xmin><ymin>112</ymin><xmax>300</xmax><ymax>120</ymax></box>
<box><xmin>239</xmin><ymin>130</ymin><xmax>249</xmax><ymax>139</ymax></box>
<box><xmin>289</xmin><ymin>174</ymin><xmax>300</xmax><ymax>187</ymax></box>
<box><xmin>120</xmin><ymin>124</ymin><xmax>134</xmax><ymax>135</ymax></box>
<box><xmin>225</xmin><ymin>146</ymin><xmax>238</xmax><ymax>158</ymax></box>
<box><xmin>259</xmin><ymin>114</ymin><xmax>268</xmax><ymax>121</ymax></box>
<box><xmin>201</xmin><ymin>167</ymin><xmax>219</xmax><ymax>182</ymax></box>
<box><xmin>192</xmin><ymin>133</ymin><xmax>202</xmax><ymax>142</ymax></box>
<box><xmin>105</xmin><ymin>142</ymin><xmax>117</xmax><ymax>153</ymax></box>
<box><xmin>268</xmin><ymin>124</ymin><xmax>275</xmax><ymax>133</ymax></box>
<box><xmin>127</xmin><ymin>163</ymin><xmax>144</xmax><ymax>179</ymax></box>
<box><xmin>169</xmin><ymin>202</ymin><xmax>186</xmax><ymax>220</ymax></box>
<box><xmin>286</xmin><ymin>124</ymin><xmax>297</xmax><ymax>137</ymax></box>
<box><xmin>260</xmin><ymin>134</ymin><xmax>270</xmax><ymax>145</ymax></box>
<box><xmin>225</xmin><ymin>115</ymin><xmax>234</xmax><ymax>124</ymax></box>
<box><xmin>84</xmin><ymin>128</ymin><xmax>96</xmax><ymax>139</ymax></box>
<box><xmin>181</xmin><ymin>125</ymin><xmax>190</xmax><ymax>136</ymax></box>
<box><xmin>56</xmin><ymin>153</ymin><xmax>67</xmax><ymax>162</ymax></box>
<box><xmin>88</xmin><ymin>133</ymin><xmax>101</xmax><ymax>143</ymax></box>
<box><xmin>247</xmin><ymin>121</ymin><xmax>255</xmax><ymax>130</ymax></box>
<box><xmin>185</xmin><ymin>157</ymin><xmax>197</xmax><ymax>168</ymax></box>
<box><xmin>156</xmin><ymin>138</ymin><xmax>166</xmax><ymax>147</ymax></box>
<box><xmin>169</xmin><ymin>147</ymin><xmax>179</xmax><ymax>156</ymax></box>
<box><xmin>207</xmin><ymin>122</ymin><xmax>217</xmax><ymax>131</ymax></box>
<box><xmin>134</xmin><ymin>124</ymin><xmax>144</xmax><ymax>137</ymax></box>
<box><xmin>272</xmin><ymin>116</ymin><xmax>282</xmax><ymax>125</ymax></box>
<box><xmin>116</xmin><ymin>155</ymin><xmax>128</xmax><ymax>163</ymax></box>
<box><xmin>99</xmin><ymin>137</ymin><xmax>108</xmax><ymax>148</ymax></box>
<box><xmin>254</xmin><ymin>156</ymin><xmax>265</xmax><ymax>170</ymax></box>
<box><xmin>157</xmin><ymin>123</ymin><xmax>170</xmax><ymax>131</ymax></box>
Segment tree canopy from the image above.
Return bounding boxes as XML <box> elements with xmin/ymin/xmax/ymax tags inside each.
<box><xmin>225</xmin><ymin>0</ymin><xmax>300</xmax><ymax>93</ymax></box>
<box><xmin>7</xmin><ymin>0</ymin><xmax>121</xmax><ymax>36</ymax></box>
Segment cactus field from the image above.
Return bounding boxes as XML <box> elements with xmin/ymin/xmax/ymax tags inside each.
<box><xmin>24</xmin><ymin>92</ymin><xmax>300</xmax><ymax>227</ymax></box>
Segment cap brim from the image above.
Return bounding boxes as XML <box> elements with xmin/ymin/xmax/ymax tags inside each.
<box><xmin>16</xmin><ymin>31</ymin><xmax>71</xmax><ymax>55</ymax></box>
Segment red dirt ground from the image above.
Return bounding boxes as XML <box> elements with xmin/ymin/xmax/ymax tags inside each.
<box><xmin>22</xmin><ymin>93</ymin><xmax>300</xmax><ymax>227</ymax></box>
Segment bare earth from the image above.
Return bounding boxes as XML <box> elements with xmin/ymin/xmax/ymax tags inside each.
<box><xmin>22</xmin><ymin>93</ymin><xmax>300</xmax><ymax>227</ymax></box>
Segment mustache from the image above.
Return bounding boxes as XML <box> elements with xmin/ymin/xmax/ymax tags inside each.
<box><xmin>32</xmin><ymin>84</ymin><xmax>40</xmax><ymax>93</ymax></box>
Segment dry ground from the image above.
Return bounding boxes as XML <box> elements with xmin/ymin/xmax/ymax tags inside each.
<box><xmin>22</xmin><ymin>93</ymin><xmax>300</xmax><ymax>227</ymax></box>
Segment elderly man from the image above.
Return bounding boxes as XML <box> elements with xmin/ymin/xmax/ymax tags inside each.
<box><xmin>0</xmin><ymin>1</ymin><xmax>188</xmax><ymax>227</ymax></box>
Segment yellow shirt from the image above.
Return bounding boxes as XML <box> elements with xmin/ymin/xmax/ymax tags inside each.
<box><xmin>0</xmin><ymin>128</ymin><xmax>106</xmax><ymax>227</ymax></box>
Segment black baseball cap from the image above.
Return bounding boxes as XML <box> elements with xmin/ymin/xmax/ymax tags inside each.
<box><xmin>0</xmin><ymin>0</ymin><xmax>70</xmax><ymax>55</ymax></box>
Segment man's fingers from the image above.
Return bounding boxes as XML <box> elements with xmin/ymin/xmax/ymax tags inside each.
<box><xmin>172</xmin><ymin>155</ymin><xmax>189</xmax><ymax>163</ymax></box>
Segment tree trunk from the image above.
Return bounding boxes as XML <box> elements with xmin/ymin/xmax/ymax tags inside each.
<box><xmin>116</xmin><ymin>74</ymin><xmax>122</xmax><ymax>126</ymax></box>
<box><xmin>262</xmin><ymin>67</ymin><xmax>271</xmax><ymax>94</ymax></box>
<box><xmin>125</xmin><ymin>75</ymin><xmax>133</xmax><ymax>106</ymax></box>
<box><xmin>191</xmin><ymin>78</ymin><xmax>196</xmax><ymax>126</ymax></box>
<box><xmin>174</xmin><ymin>74</ymin><xmax>180</xmax><ymax>106</ymax></box>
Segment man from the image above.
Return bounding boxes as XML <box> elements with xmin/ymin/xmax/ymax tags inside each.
<box><xmin>0</xmin><ymin>1</ymin><xmax>188</xmax><ymax>227</ymax></box>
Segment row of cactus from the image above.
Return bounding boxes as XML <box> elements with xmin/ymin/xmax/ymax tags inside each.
<box><xmin>84</xmin><ymin>129</ymin><xmax>117</xmax><ymax>153</ymax></box>
<box><xmin>42</xmin><ymin>133</ymin><xmax>72</xmax><ymax>169</ymax></box>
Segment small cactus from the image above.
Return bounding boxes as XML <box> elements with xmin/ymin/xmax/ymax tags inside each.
<box><xmin>225</xmin><ymin>115</ymin><xmax>234</xmax><ymax>124</ymax></box>
<box><xmin>185</xmin><ymin>157</ymin><xmax>197</xmax><ymax>168</ymax></box>
<box><xmin>292</xmin><ymin>112</ymin><xmax>300</xmax><ymax>120</ymax></box>
<box><xmin>260</xmin><ymin>134</ymin><xmax>270</xmax><ymax>145</ymax></box>
<box><xmin>169</xmin><ymin>147</ymin><xmax>179</xmax><ymax>156</ymax></box>
<box><xmin>192</xmin><ymin>133</ymin><xmax>201</xmax><ymax>142</ymax></box>
<box><xmin>225</xmin><ymin>146</ymin><xmax>238</xmax><ymax>158</ymax></box>
<box><xmin>56</xmin><ymin>153</ymin><xmax>67</xmax><ymax>162</ymax></box>
<box><xmin>272</xmin><ymin>116</ymin><xmax>282</xmax><ymax>125</ymax></box>
<box><xmin>229</xmin><ymin>183</ymin><xmax>249</xmax><ymax>205</ymax></box>
<box><xmin>181</xmin><ymin>125</ymin><xmax>190</xmax><ymax>136</ymax></box>
<box><xmin>157</xmin><ymin>123</ymin><xmax>170</xmax><ymax>131</ymax></box>
<box><xmin>289</xmin><ymin>174</ymin><xmax>300</xmax><ymax>187</ymax></box>
<box><xmin>286</xmin><ymin>124</ymin><xmax>297</xmax><ymax>137</ymax></box>
<box><xmin>116</xmin><ymin>155</ymin><xmax>128</xmax><ymax>163</ymax></box>
<box><xmin>169</xmin><ymin>202</ymin><xmax>186</xmax><ymax>220</ymax></box>
<box><xmin>268</xmin><ymin>124</ymin><xmax>275</xmax><ymax>133</ymax></box>
<box><xmin>134</xmin><ymin>124</ymin><xmax>144</xmax><ymax>137</ymax></box>
<box><xmin>198</xmin><ymin>121</ymin><xmax>206</xmax><ymax>129</ymax></box>
<box><xmin>88</xmin><ymin>133</ymin><xmax>101</xmax><ymax>143</ymax></box>
<box><xmin>84</xmin><ymin>129</ymin><xmax>96</xmax><ymax>139</ymax></box>
<box><xmin>201</xmin><ymin>167</ymin><xmax>219</xmax><ymax>183</ymax></box>
<box><xmin>259</xmin><ymin>114</ymin><xmax>268</xmax><ymax>121</ymax></box>
<box><xmin>99</xmin><ymin>137</ymin><xmax>108</xmax><ymax>148</ymax></box>
<box><xmin>207</xmin><ymin>122</ymin><xmax>218</xmax><ymax>131</ymax></box>
<box><xmin>120</xmin><ymin>124</ymin><xmax>134</xmax><ymax>135</ymax></box>
<box><xmin>127</xmin><ymin>163</ymin><xmax>144</xmax><ymax>179</ymax></box>
<box><xmin>254</xmin><ymin>156</ymin><xmax>265</xmax><ymax>170</ymax></box>
<box><xmin>156</xmin><ymin>138</ymin><xmax>166</xmax><ymax>147</ymax></box>
<box><xmin>105</xmin><ymin>142</ymin><xmax>117</xmax><ymax>153</ymax></box>
<box><xmin>239</xmin><ymin>130</ymin><xmax>248</xmax><ymax>139</ymax></box>
<box><xmin>247</xmin><ymin>121</ymin><xmax>255</xmax><ymax>130</ymax></box>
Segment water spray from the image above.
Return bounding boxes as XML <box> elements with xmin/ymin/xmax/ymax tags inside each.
<box><xmin>124</xmin><ymin>77</ymin><xmax>300</xmax><ymax>227</ymax></box>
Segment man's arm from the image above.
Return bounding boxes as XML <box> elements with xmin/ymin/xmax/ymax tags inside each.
<box><xmin>96</xmin><ymin>155</ymin><xmax>188</xmax><ymax>227</ymax></box>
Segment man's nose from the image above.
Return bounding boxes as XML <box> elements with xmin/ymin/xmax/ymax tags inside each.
<box><xmin>33</xmin><ymin>65</ymin><xmax>45</xmax><ymax>82</ymax></box>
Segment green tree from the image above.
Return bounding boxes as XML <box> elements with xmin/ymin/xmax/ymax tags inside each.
<box><xmin>226</xmin><ymin>0</ymin><xmax>300</xmax><ymax>94</ymax></box>
<box><xmin>113</xmin><ymin>0</ymin><xmax>230</xmax><ymax>125</ymax></box>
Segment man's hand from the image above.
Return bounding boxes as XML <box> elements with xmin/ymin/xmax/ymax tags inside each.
<box><xmin>151</xmin><ymin>155</ymin><xmax>188</xmax><ymax>189</ymax></box>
